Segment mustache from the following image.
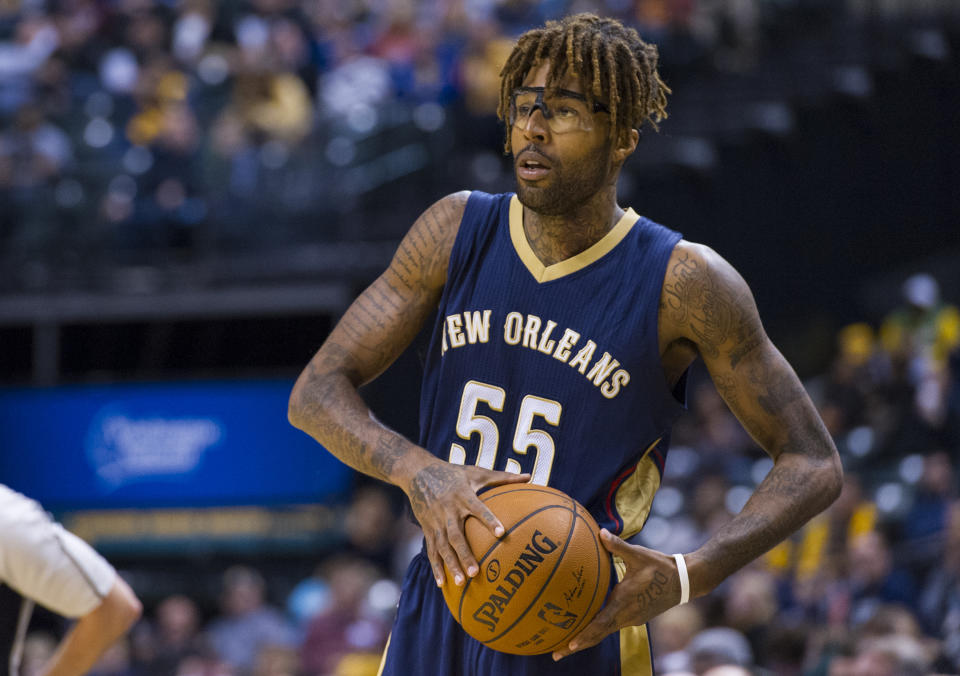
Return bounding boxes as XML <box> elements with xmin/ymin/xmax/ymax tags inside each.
<box><xmin>514</xmin><ymin>144</ymin><xmax>555</xmax><ymax>164</ymax></box>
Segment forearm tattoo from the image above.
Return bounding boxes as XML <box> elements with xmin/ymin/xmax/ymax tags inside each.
<box><xmin>292</xmin><ymin>194</ymin><xmax>467</xmax><ymax>484</ymax></box>
<box><xmin>636</xmin><ymin>570</ymin><xmax>671</xmax><ymax>611</ymax></box>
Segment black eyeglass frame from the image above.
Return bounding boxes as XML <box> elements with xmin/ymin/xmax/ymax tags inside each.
<box><xmin>509</xmin><ymin>87</ymin><xmax>610</xmax><ymax>123</ymax></box>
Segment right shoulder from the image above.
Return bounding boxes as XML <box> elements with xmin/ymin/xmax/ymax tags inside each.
<box><xmin>420</xmin><ymin>190</ymin><xmax>472</xmax><ymax>247</ymax></box>
<box><xmin>394</xmin><ymin>190</ymin><xmax>472</xmax><ymax>291</ymax></box>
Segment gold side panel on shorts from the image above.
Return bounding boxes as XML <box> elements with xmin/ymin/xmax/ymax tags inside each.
<box><xmin>614</xmin><ymin>557</ymin><xmax>654</xmax><ymax>676</ymax></box>
<box><xmin>615</xmin><ymin>438</ymin><xmax>662</xmax><ymax>540</ymax></box>
<box><xmin>509</xmin><ymin>195</ymin><xmax>640</xmax><ymax>283</ymax></box>
<box><xmin>376</xmin><ymin>632</ymin><xmax>391</xmax><ymax>676</ymax></box>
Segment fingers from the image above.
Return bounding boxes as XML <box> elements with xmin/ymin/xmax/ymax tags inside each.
<box><xmin>482</xmin><ymin>470</ymin><xmax>531</xmax><ymax>488</ymax></box>
<box><xmin>445</xmin><ymin>517</ymin><xmax>479</xmax><ymax>583</ymax></box>
<box><xmin>551</xmin><ymin>602</ymin><xmax>618</xmax><ymax>661</ymax></box>
<box><xmin>598</xmin><ymin>528</ymin><xmax>633</xmax><ymax>556</ymax></box>
<box><xmin>435</xmin><ymin>527</ymin><xmax>467</xmax><ymax>587</ymax></box>
<box><xmin>424</xmin><ymin>540</ymin><xmax>445</xmax><ymax>588</ymax></box>
<box><xmin>469</xmin><ymin>494</ymin><xmax>506</xmax><ymax>538</ymax></box>
<box><xmin>425</xmin><ymin>525</ymin><xmax>472</xmax><ymax>588</ymax></box>
<box><xmin>469</xmin><ymin>469</ymin><xmax>530</xmax><ymax>538</ymax></box>
<box><xmin>418</xmin><ymin>467</ymin><xmax>533</xmax><ymax>590</ymax></box>
<box><xmin>427</xmin><ymin>514</ymin><xmax>481</xmax><ymax>587</ymax></box>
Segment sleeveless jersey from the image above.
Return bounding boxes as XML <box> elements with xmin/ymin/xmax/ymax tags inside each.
<box><xmin>418</xmin><ymin>191</ymin><xmax>685</xmax><ymax>539</ymax></box>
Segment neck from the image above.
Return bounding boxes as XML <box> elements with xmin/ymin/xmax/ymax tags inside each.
<box><xmin>521</xmin><ymin>185</ymin><xmax>624</xmax><ymax>266</ymax></box>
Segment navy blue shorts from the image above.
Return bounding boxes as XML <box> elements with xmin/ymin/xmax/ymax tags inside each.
<box><xmin>377</xmin><ymin>550</ymin><xmax>654</xmax><ymax>676</ymax></box>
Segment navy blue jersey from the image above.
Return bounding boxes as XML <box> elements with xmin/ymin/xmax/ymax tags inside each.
<box><xmin>418</xmin><ymin>191</ymin><xmax>685</xmax><ymax>539</ymax></box>
<box><xmin>380</xmin><ymin>192</ymin><xmax>684</xmax><ymax>676</ymax></box>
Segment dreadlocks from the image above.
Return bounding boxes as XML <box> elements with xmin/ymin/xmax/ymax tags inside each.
<box><xmin>497</xmin><ymin>13</ymin><xmax>670</xmax><ymax>153</ymax></box>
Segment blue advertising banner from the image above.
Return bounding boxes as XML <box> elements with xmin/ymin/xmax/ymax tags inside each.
<box><xmin>0</xmin><ymin>380</ymin><xmax>351</xmax><ymax>510</ymax></box>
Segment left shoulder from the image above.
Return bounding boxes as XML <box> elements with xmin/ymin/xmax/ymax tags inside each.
<box><xmin>665</xmin><ymin>240</ymin><xmax>744</xmax><ymax>282</ymax></box>
<box><xmin>660</xmin><ymin>239</ymin><xmax>765</xmax><ymax>362</ymax></box>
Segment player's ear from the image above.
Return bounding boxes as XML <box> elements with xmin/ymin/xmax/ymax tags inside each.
<box><xmin>612</xmin><ymin>128</ymin><xmax>639</xmax><ymax>164</ymax></box>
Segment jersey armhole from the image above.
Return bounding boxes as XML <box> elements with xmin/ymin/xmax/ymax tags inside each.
<box><xmin>443</xmin><ymin>191</ymin><xmax>507</xmax><ymax>291</ymax></box>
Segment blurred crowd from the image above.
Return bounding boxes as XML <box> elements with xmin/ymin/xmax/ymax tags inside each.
<box><xmin>14</xmin><ymin>271</ymin><xmax>960</xmax><ymax>675</ymax></box>
<box><xmin>0</xmin><ymin>0</ymin><xmax>876</xmax><ymax>270</ymax></box>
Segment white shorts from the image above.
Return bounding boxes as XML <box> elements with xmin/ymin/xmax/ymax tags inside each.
<box><xmin>0</xmin><ymin>484</ymin><xmax>116</xmax><ymax>618</ymax></box>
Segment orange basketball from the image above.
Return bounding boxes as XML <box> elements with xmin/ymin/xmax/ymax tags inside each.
<box><xmin>441</xmin><ymin>484</ymin><xmax>611</xmax><ymax>655</ymax></box>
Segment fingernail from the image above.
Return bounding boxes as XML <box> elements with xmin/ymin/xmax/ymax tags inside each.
<box><xmin>552</xmin><ymin>653</ymin><xmax>561</xmax><ymax>662</ymax></box>
<box><xmin>468</xmin><ymin>566</ymin><xmax>478</xmax><ymax>577</ymax></box>
<box><xmin>495</xmin><ymin>525</ymin><xmax>504</xmax><ymax>537</ymax></box>
<box><xmin>455</xmin><ymin>574</ymin><xmax>463</xmax><ymax>585</ymax></box>
<box><xmin>436</xmin><ymin>578</ymin><xmax>443</xmax><ymax>587</ymax></box>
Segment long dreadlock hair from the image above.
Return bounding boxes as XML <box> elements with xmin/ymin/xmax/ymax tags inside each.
<box><xmin>497</xmin><ymin>13</ymin><xmax>670</xmax><ymax>154</ymax></box>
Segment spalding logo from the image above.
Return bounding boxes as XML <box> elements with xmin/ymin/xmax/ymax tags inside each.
<box><xmin>486</xmin><ymin>559</ymin><xmax>501</xmax><ymax>583</ymax></box>
<box><xmin>471</xmin><ymin>530</ymin><xmax>558</xmax><ymax>632</ymax></box>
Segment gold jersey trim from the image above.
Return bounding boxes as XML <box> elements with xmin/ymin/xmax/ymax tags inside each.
<box><xmin>509</xmin><ymin>195</ymin><xmax>640</xmax><ymax>283</ymax></box>
<box><xmin>376</xmin><ymin>632</ymin><xmax>391</xmax><ymax>676</ymax></box>
<box><xmin>615</xmin><ymin>438</ymin><xmax>663</xmax><ymax>540</ymax></box>
<box><xmin>614</xmin><ymin>557</ymin><xmax>654</xmax><ymax>676</ymax></box>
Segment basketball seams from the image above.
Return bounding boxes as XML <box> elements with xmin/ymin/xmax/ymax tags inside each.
<box><xmin>446</xmin><ymin>484</ymin><xmax>611</xmax><ymax>655</ymax></box>
<box><xmin>481</xmin><ymin>491</ymin><xmax>578</xmax><ymax>647</ymax></box>
<box><xmin>455</xmin><ymin>503</ymin><xmax>577</xmax><ymax>623</ymax></box>
<box><xmin>477</xmin><ymin>485</ymin><xmax>567</xmax><ymax>502</ymax></box>
<box><xmin>541</xmin><ymin>508</ymin><xmax>608</xmax><ymax>651</ymax></box>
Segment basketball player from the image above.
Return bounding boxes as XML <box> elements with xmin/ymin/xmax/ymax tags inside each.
<box><xmin>289</xmin><ymin>13</ymin><xmax>843</xmax><ymax>675</ymax></box>
<box><xmin>0</xmin><ymin>484</ymin><xmax>141</xmax><ymax>676</ymax></box>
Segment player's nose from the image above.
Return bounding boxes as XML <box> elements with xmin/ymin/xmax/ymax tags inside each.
<box><xmin>520</xmin><ymin>107</ymin><xmax>550</xmax><ymax>141</ymax></box>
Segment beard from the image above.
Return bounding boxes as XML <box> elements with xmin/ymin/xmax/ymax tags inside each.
<box><xmin>514</xmin><ymin>141</ymin><xmax>613</xmax><ymax>216</ymax></box>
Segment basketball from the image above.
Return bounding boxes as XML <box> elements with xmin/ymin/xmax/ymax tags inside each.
<box><xmin>440</xmin><ymin>483</ymin><xmax>611</xmax><ymax>655</ymax></box>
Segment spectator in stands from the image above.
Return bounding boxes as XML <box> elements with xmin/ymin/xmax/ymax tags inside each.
<box><xmin>136</xmin><ymin>99</ymin><xmax>206</xmax><ymax>248</ymax></box>
<box><xmin>252</xmin><ymin>644</ymin><xmax>300</xmax><ymax>676</ymax></box>
<box><xmin>703</xmin><ymin>667</ymin><xmax>752</xmax><ymax>676</ymax></box>
<box><xmin>843</xmin><ymin>529</ymin><xmax>919</xmax><ymax>627</ymax></box>
<box><xmin>769</xmin><ymin>473</ymin><xmax>876</xmax><ymax>625</ymax></box>
<box><xmin>901</xmin><ymin>451</ymin><xmax>956</xmax><ymax>573</ymax></box>
<box><xmin>686</xmin><ymin>626</ymin><xmax>754</xmax><ymax>674</ymax></box>
<box><xmin>689</xmin><ymin>380</ymin><xmax>756</xmax><ymax>476</ymax></box>
<box><xmin>134</xmin><ymin>594</ymin><xmax>214</xmax><ymax>676</ymax></box>
<box><xmin>18</xmin><ymin>632</ymin><xmax>58</xmax><ymax>676</ymax></box>
<box><xmin>338</xmin><ymin>483</ymin><xmax>401</xmax><ymax>576</ymax></box>
<box><xmin>919</xmin><ymin>501</ymin><xmax>960</xmax><ymax>670</ymax></box>
<box><xmin>0</xmin><ymin>13</ymin><xmax>60</xmax><ymax>114</ymax></box>
<box><xmin>0</xmin><ymin>103</ymin><xmax>73</xmax><ymax>253</ymax></box>
<box><xmin>87</xmin><ymin>637</ymin><xmax>136</xmax><ymax>676</ymax></box>
<box><xmin>650</xmin><ymin>603</ymin><xmax>704</xmax><ymax>674</ymax></box>
<box><xmin>880</xmin><ymin>273</ymin><xmax>960</xmax><ymax>435</ymax></box>
<box><xmin>689</xmin><ymin>474</ymin><xmax>734</xmax><ymax>547</ymax></box>
<box><xmin>816</xmin><ymin>323</ymin><xmax>884</xmax><ymax>439</ymax></box>
<box><xmin>299</xmin><ymin>555</ymin><xmax>389</xmax><ymax>676</ymax></box>
<box><xmin>848</xmin><ymin>633</ymin><xmax>933</xmax><ymax>676</ymax></box>
<box><xmin>207</xmin><ymin>565</ymin><xmax>297</xmax><ymax>675</ymax></box>
<box><xmin>721</xmin><ymin>566</ymin><xmax>778</xmax><ymax>662</ymax></box>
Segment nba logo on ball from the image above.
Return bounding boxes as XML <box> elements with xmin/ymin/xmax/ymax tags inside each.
<box><xmin>441</xmin><ymin>484</ymin><xmax>611</xmax><ymax>655</ymax></box>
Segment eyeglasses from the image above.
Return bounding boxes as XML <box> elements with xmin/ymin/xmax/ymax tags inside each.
<box><xmin>509</xmin><ymin>87</ymin><xmax>610</xmax><ymax>134</ymax></box>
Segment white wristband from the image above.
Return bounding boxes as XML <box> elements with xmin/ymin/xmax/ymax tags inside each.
<box><xmin>673</xmin><ymin>553</ymin><xmax>690</xmax><ymax>605</ymax></box>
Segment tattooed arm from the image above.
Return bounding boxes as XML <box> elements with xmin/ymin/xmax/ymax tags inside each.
<box><xmin>661</xmin><ymin>241</ymin><xmax>842</xmax><ymax>594</ymax></box>
<box><xmin>554</xmin><ymin>240</ymin><xmax>842</xmax><ymax>661</ymax></box>
<box><xmin>288</xmin><ymin>192</ymin><xmax>528</xmax><ymax>588</ymax></box>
